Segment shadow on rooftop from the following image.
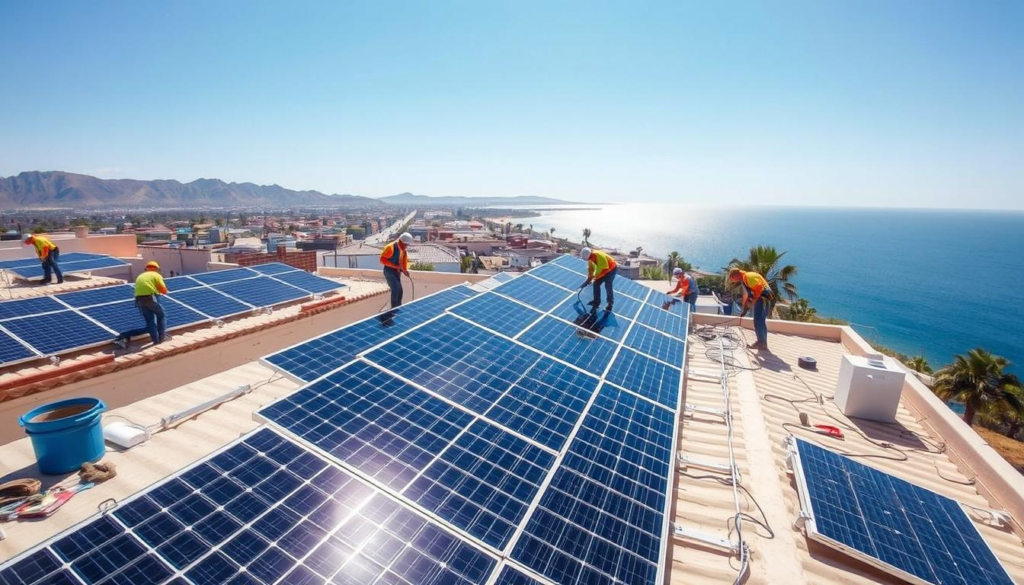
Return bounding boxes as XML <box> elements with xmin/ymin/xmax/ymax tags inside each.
<box><xmin>753</xmin><ymin>350</ymin><xmax>793</xmax><ymax>373</ymax></box>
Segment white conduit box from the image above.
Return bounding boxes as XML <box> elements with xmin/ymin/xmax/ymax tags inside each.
<box><xmin>834</xmin><ymin>354</ymin><xmax>906</xmax><ymax>422</ymax></box>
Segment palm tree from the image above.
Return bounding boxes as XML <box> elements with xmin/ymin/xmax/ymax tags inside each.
<box><xmin>528</xmin><ymin>224</ymin><xmax>533</xmax><ymax>236</ymax></box>
<box><xmin>549</xmin><ymin>227</ymin><xmax>556</xmax><ymax>238</ymax></box>
<box><xmin>667</xmin><ymin>251</ymin><xmax>681</xmax><ymax>272</ymax></box>
<box><xmin>515</xmin><ymin>223</ymin><xmax>523</xmax><ymax>233</ymax></box>
<box><xmin>785</xmin><ymin>298</ymin><xmax>818</xmax><ymax>322</ymax></box>
<box><xmin>907</xmin><ymin>355</ymin><xmax>932</xmax><ymax>374</ymax></box>
<box><xmin>728</xmin><ymin>245</ymin><xmax>798</xmax><ymax>313</ymax></box>
<box><xmin>582</xmin><ymin>228</ymin><xmax>592</xmax><ymax>246</ymax></box>
<box><xmin>933</xmin><ymin>349</ymin><xmax>1023</xmax><ymax>426</ymax></box>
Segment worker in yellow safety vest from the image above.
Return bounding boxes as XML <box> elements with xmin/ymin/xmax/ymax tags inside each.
<box><xmin>380</xmin><ymin>233</ymin><xmax>412</xmax><ymax>308</ymax></box>
<box><xmin>729</xmin><ymin>268</ymin><xmax>774</xmax><ymax>351</ymax></box>
<box><xmin>113</xmin><ymin>261</ymin><xmax>170</xmax><ymax>349</ymax></box>
<box><xmin>23</xmin><ymin>234</ymin><xmax>63</xmax><ymax>284</ymax></box>
<box><xmin>579</xmin><ymin>247</ymin><xmax>618</xmax><ymax>311</ymax></box>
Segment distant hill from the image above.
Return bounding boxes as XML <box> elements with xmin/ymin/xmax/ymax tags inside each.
<box><xmin>0</xmin><ymin>171</ymin><xmax>383</xmax><ymax>209</ymax></box>
<box><xmin>378</xmin><ymin>192</ymin><xmax>575</xmax><ymax>206</ymax></box>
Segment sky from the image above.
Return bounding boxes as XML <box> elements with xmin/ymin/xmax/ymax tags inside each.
<box><xmin>1</xmin><ymin>1</ymin><xmax>1022</xmax><ymax>208</ymax></box>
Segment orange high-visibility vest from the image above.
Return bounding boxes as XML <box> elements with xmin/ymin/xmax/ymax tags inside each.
<box><xmin>740</xmin><ymin>271</ymin><xmax>771</xmax><ymax>302</ymax></box>
<box><xmin>587</xmin><ymin>250</ymin><xmax>617</xmax><ymax>280</ymax></box>
<box><xmin>380</xmin><ymin>241</ymin><xmax>408</xmax><ymax>271</ymax></box>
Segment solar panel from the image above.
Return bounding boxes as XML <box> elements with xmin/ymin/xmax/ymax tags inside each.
<box><xmin>188</xmin><ymin>267</ymin><xmax>259</xmax><ymax>285</ymax></box>
<box><xmin>52</xmin><ymin>285</ymin><xmax>136</xmax><ymax>308</ymax></box>
<box><xmin>789</xmin><ymin>437</ymin><xmax>1014</xmax><ymax>585</ymax></box>
<box><xmin>447</xmin><ymin>292</ymin><xmax>543</xmax><ymax>338</ymax></box>
<box><xmin>258</xmin><ymin>361</ymin><xmax>475</xmax><ymax>491</ymax></box>
<box><xmin>264</xmin><ymin>287</ymin><xmax>480</xmax><ymax>382</ymax></box>
<box><xmin>492</xmin><ymin>272</ymin><xmax>514</xmax><ymax>283</ymax></box>
<box><xmin>166</xmin><ymin>287</ymin><xmax>253</xmax><ymax>319</ymax></box>
<box><xmin>605</xmin><ymin>347</ymin><xmax>683</xmax><ymax>410</ymax></box>
<box><xmin>248</xmin><ymin>262</ymin><xmax>299</xmax><ymax>275</ymax></box>
<box><xmin>53</xmin><ymin>252</ymin><xmax>106</xmax><ymax>263</ymax></box>
<box><xmin>548</xmin><ymin>298</ymin><xmax>630</xmax><ymax>341</ymax></box>
<box><xmin>511</xmin><ymin>385</ymin><xmax>676</xmax><ymax>585</ymax></box>
<box><xmin>548</xmin><ymin>254</ymin><xmax>589</xmax><ymax>275</ymax></box>
<box><xmin>0</xmin><ymin>427</ymin><xmax>498</xmax><ymax>585</ymax></box>
<box><xmin>214</xmin><ymin>277</ymin><xmax>310</xmax><ymax>308</ymax></box>
<box><xmin>8</xmin><ymin>255</ymin><xmax>130</xmax><ymax>280</ymax></box>
<box><xmin>645</xmin><ymin>289</ymin><xmax>690</xmax><ymax>315</ymax></box>
<box><xmin>623</xmin><ymin>323</ymin><xmax>685</xmax><ymax>366</ymax></box>
<box><xmin>0</xmin><ymin>297</ymin><xmax>67</xmax><ymax>320</ymax></box>
<box><xmin>1</xmin><ymin>310</ymin><xmax>114</xmax><ymax>355</ymax></box>
<box><xmin>163</xmin><ymin>275</ymin><xmax>205</xmax><ymax>291</ymax></box>
<box><xmin>518</xmin><ymin>316</ymin><xmax>618</xmax><ymax>375</ymax></box>
<box><xmin>492</xmin><ymin>275</ymin><xmax>572</xmax><ymax>312</ymax></box>
<box><xmin>494</xmin><ymin>564</ymin><xmax>549</xmax><ymax>585</ymax></box>
<box><xmin>365</xmin><ymin>316</ymin><xmax>542</xmax><ymax>415</ymax></box>
<box><xmin>527</xmin><ymin>263</ymin><xmax>584</xmax><ymax>291</ymax></box>
<box><xmin>81</xmin><ymin>298</ymin><xmax>208</xmax><ymax>335</ymax></box>
<box><xmin>0</xmin><ymin>257</ymin><xmax>40</xmax><ymax>270</ymax></box>
<box><xmin>0</xmin><ymin>328</ymin><xmax>37</xmax><ymax>364</ymax></box>
<box><xmin>635</xmin><ymin>304</ymin><xmax>688</xmax><ymax>339</ymax></box>
<box><xmin>269</xmin><ymin>270</ymin><xmax>345</xmax><ymax>295</ymax></box>
<box><xmin>611</xmin><ymin>275</ymin><xmax>653</xmax><ymax>301</ymax></box>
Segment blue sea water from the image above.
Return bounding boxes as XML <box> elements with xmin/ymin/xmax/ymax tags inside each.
<box><xmin>522</xmin><ymin>205</ymin><xmax>1024</xmax><ymax>372</ymax></box>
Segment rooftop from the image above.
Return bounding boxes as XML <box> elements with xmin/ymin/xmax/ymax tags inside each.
<box><xmin>0</xmin><ymin>265</ymin><xmax>1021</xmax><ymax>584</ymax></box>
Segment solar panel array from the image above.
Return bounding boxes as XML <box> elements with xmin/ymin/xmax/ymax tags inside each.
<box><xmin>258</xmin><ymin>254</ymin><xmax>692</xmax><ymax>583</ymax></box>
<box><xmin>0</xmin><ymin>252</ymin><xmax>130</xmax><ymax>281</ymax></box>
<box><xmin>790</xmin><ymin>436</ymin><xmax>1014</xmax><ymax>585</ymax></box>
<box><xmin>0</xmin><ymin>263</ymin><xmax>344</xmax><ymax>368</ymax></box>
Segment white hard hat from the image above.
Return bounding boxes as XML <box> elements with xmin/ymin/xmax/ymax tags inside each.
<box><xmin>399</xmin><ymin>232</ymin><xmax>413</xmax><ymax>245</ymax></box>
<box><xmin>580</xmin><ymin>247</ymin><xmax>592</xmax><ymax>260</ymax></box>
<box><xmin>673</xmin><ymin>267</ymin><xmax>683</xmax><ymax>275</ymax></box>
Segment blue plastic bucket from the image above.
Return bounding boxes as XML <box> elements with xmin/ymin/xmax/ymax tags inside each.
<box><xmin>19</xmin><ymin>398</ymin><xmax>107</xmax><ymax>475</ymax></box>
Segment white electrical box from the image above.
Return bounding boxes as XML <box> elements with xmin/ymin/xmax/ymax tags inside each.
<box><xmin>834</xmin><ymin>354</ymin><xmax>907</xmax><ymax>422</ymax></box>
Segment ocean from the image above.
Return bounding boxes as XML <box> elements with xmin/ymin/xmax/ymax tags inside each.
<box><xmin>519</xmin><ymin>205</ymin><xmax>1024</xmax><ymax>372</ymax></box>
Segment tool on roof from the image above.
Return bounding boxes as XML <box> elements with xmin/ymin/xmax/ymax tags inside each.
<box><xmin>798</xmin><ymin>411</ymin><xmax>845</xmax><ymax>439</ymax></box>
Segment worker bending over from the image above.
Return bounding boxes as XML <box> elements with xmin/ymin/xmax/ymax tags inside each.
<box><xmin>669</xmin><ymin>268</ymin><xmax>700</xmax><ymax>312</ymax></box>
<box><xmin>23</xmin><ymin>234</ymin><xmax>63</xmax><ymax>285</ymax></box>
<box><xmin>114</xmin><ymin>261</ymin><xmax>169</xmax><ymax>348</ymax></box>
<box><xmin>380</xmin><ymin>232</ymin><xmax>412</xmax><ymax>308</ymax></box>
<box><xmin>579</xmin><ymin>247</ymin><xmax>617</xmax><ymax>311</ymax></box>
<box><xmin>729</xmin><ymin>268</ymin><xmax>773</xmax><ymax>351</ymax></box>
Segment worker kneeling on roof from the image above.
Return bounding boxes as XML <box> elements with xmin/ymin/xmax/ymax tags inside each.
<box><xmin>114</xmin><ymin>261</ymin><xmax>170</xmax><ymax>349</ymax></box>
<box><xmin>579</xmin><ymin>247</ymin><xmax>617</xmax><ymax>312</ymax></box>
<box><xmin>23</xmin><ymin>234</ymin><xmax>63</xmax><ymax>285</ymax></box>
<box><xmin>729</xmin><ymin>268</ymin><xmax>773</xmax><ymax>351</ymax></box>
<box><xmin>380</xmin><ymin>233</ymin><xmax>412</xmax><ymax>308</ymax></box>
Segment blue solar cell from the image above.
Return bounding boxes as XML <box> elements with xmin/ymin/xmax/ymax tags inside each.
<box><xmin>548</xmin><ymin>254</ymin><xmax>589</xmax><ymax>275</ymax></box>
<box><xmin>610</xmin><ymin>275</ymin><xmax>652</xmax><ymax>301</ymax></box>
<box><xmin>366</xmin><ymin>316</ymin><xmax>542</xmax><ymax>415</ymax></box>
<box><xmin>518</xmin><ymin>316</ymin><xmax>617</xmax><ymax>376</ymax></box>
<box><xmin>527</xmin><ymin>262</ymin><xmax>584</xmax><ymax>290</ymax></box>
<box><xmin>492</xmin><ymin>272</ymin><xmax>514</xmax><ymax>283</ymax></box>
<box><xmin>248</xmin><ymin>262</ymin><xmax>298</xmax><ymax>275</ymax></box>
<box><xmin>2</xmin><ymin>310</ymin><xmax>114</xmax><ymax>354</ymax></box>
<box><xmin>258</xmin><ymin>361</ymin><xmax>475</xmax><ymax>490</ymax></box>
<box><xmin>493</xmin><ymin>565</ymin><xmax>549</xmax><ymax>585</ymax></box>
<box><xmin>7</xmin><ymin>256</ymin><xmax>129</xmax><ymax>280</ymax></box>
<box><xmin>163</xmin><ymin>275</ymin><xmax>205</xmax><ymax>291</ymax></box>
<box><xmin>447</xmin><ymin>293</ymin><xmax>543</xmax><ymax>338</ymax></box>
<box><xmin>645</xmin><ymin>289</ymin><xmax>691</xmax><ymax>316</ymax></box>
<box><xmin>569</xmin><ymin>283</ymin><xmax>646</xmax><ymax>320</ymax></box>
<box><xmin>167</xmin><ymin>287</ymin><xmax>252</xmax><ymax>318</ymax></box>
<box><xmin>623</xmin><ymin>324</ymin><xmax>685</xmax><ymax>366</ymax></box>
<box><xmin>0</xmin><ymin>330</ymin><xmax>35</xmax><ymax>366</ymax></box>
<box><xmin>485</xmin><ymin>358</ymin><xmax>598</xmax><ymax>451</ymax></box>
<box><xmin>213</xmin><ymin>276</ymin><xmax>308</xmax><ymax>307</ymax></box>
<box><xmin>269</xmin><ymin>269</ymin><xmax>345</xmax><ymax>294</ymax></box>
<box><xmin>54</xmin><ymin>252</ymin><xmax>105</xmax><ymax>263</ymax></box>
<box><xmin>53</xmin><ymin>284</ymin><xmax>135</xmax><ymax>308</ymax></box>
<box><xmin>405</xmin><ymin>420</ymin><xmax>555</xmax><ymax>549</ymax></box>
<box><xmin>548</xmin><ymin>297</ymin><xmax>630</xmax><ymax>341</ymax></box>
<box><xmin>606</xmin><ymin>348</ymin><xmax>682</xmax><ymax>410</ymax></box>
<box><xmin>82</xmin><ymin>298</ymin><xmax>207</xmax><ymax>335</ymax></box>
<box><xmin>189</xmin><ymin>267</ymin><xmax>259</xmax><ymax>285</ymax></box>
<box><xmin>793</xmin><ymin>438</ymin><xmax>1014</xmax><ymax>585</ymax></box>
<box><xmin>513</xmin><ymin>385</ymin><xmax>675</xmax><ymax>585</ymax></box>
<box><xmin>635</xmin><ymin>304</ymin><xmax>688</xmax><ymax>339</ymax></box>
<box><xmin>493</xmin><ymin>275</ymin><xmax>572</xmax><ymax>312</ymax></box>
<box><xmin>0</xmin><ymin>427</ymin><xmax>498</xmax><ymax>585</ymax></box>
<box><xmin>0</xmin><ymin>256</ymin><xmax>40</xmax><ymax>269</ymax></box>
<box><xmin>0</xmin><ymin>297</ymin><xmax>66</xmax><ymax>320</ymax></box>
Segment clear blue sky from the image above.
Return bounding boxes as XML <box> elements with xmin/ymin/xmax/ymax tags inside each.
<box><xmin>1</xmin><ymin>1</ymin><xmax>1021</xmax><ymax>208</ymax></box>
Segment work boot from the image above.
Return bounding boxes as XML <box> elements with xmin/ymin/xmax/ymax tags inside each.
<box><xmin>587</xmin><ymin>300</ymin><xmax>600</xmax><ymax>308</ymax></box>
<box><xmin>112</xmin><ymin>338</ymin><xmax>127</xmax><ymax>350</ymax></box>
<box><xmin>605</xmin><ymin>303</ymin><xmax>613</xmax><ymax>312</ymax></box>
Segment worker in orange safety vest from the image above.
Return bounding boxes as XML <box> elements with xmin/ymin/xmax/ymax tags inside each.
<box><xmin>579</xmin><ymin>247</ymin><xmax>618</xmax><ymax>311</ymax></box>
<box><xmin>380</xmin><ymin>233</ymin><xmax>413</xmax><ymax>308</ymax></box>
<box><xmin>729</xmin><ymin>268</ymin><xmax>774</xmax><ymax>351</ymax></box>
<box><xmin>23</xmin><ymin>234</ymin><xmax>63</xmax><ymax>284</ymax></box>
<box><xmin>669</xmin><ymin>267</ymin><xmax>700</xmax><ymax>312</ymax></box>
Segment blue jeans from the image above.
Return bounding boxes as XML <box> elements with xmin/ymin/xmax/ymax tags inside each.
<box><xmin>753</xmin><ymin>296</ymin><xmax>769</xmax><ymax>346</ymax></box>
<box><xmin>119</xmin><ymin>297</ymin><xmax>166</xmax><ymax>344</ymax></box>
<box><xmin>592</xmin><ymin>267</ymin><xmax>616</xmax><ymax>306</ymax></box>
<box><xmin>684</xmin><ymin>292</ymin><xmax>698</xmax><ymax>313</ymax></box>
<box><xmin>383</xmin><ymin>266</ymin><xmax>403</xmax><ymax>308</ymax></box>
<box><xmin>42</xmin><ymin>248</ymin><xmax>63</xmax><ymax>283</ymax></box>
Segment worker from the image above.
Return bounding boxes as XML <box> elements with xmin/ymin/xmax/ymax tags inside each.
<box><xmin>669</xmin><ymin>267</ymin><xmax>700</xmax><ymax>312</ymax></box>
<box><xmin>579</xmin><ymin>247</ymin><xmax>617</xmax><ymax>311</ymax></box>
<box><xmin>380</xmin><ymin>232</ymin><xmax>412</xmax><ymax>308</ymax></box>
<box><xmin>23</xmin><ymin>234</ymin><xmax>63</xmax><ymax>284</ymax></box>
<box><xmin>113</xmin><ymin>261</ymin><xmax>169</xmax><ymax>348</ymax></box>
<box><xmin>729</xmin><ymin>268</ymin><xmax>773</xmax><ymax>351</ymax></box>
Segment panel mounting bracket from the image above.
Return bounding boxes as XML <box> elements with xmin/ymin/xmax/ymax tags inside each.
<box><xmin>683</xmin><ymin>403</ymin><xmax>727</xmax><ymax>419</ymax></box>
<box><xmin>793</xmin><ymin>511</ymin><xmax>810</xmax><ymax>532</ymax></box>
<box><xmin>672</xmin><ymin>524</ymin><xmax>739</xmax><ymax>554</ymax></box>
<box><xmin>676</xmin><ymin>452</ymin><xmax>735</xmax><ymax>475</ymax></box>
<box><xmin>686</xmin><ymin>366</ymin><xmax>723</xmax><ymax>382</ymax></box>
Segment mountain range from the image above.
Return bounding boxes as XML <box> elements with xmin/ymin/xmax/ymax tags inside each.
<box><xmin>0</xmin><ymin>171</ymin><xmax>577</xmax><ymax>209</ymax></box>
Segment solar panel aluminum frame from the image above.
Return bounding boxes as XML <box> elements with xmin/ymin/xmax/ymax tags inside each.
<box><xmin>0</xmin><ymin>425</ymin><xmax>504</xmax><ymax>585</ymax></box>
<box><xmin>0</xmin><ymin>324</ymin><xmax>45</xmax><ymax>368</ymax></box>
<box><xmin>784</xmin><ymin>435</ymin><xmax>1011</xmax><ymax>585</ymax></box>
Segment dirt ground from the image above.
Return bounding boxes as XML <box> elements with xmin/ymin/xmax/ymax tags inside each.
<box><xmin>975</xmin><ymin>426</ymin><xmax>1024</xmax><ymax>474</ymax></box>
